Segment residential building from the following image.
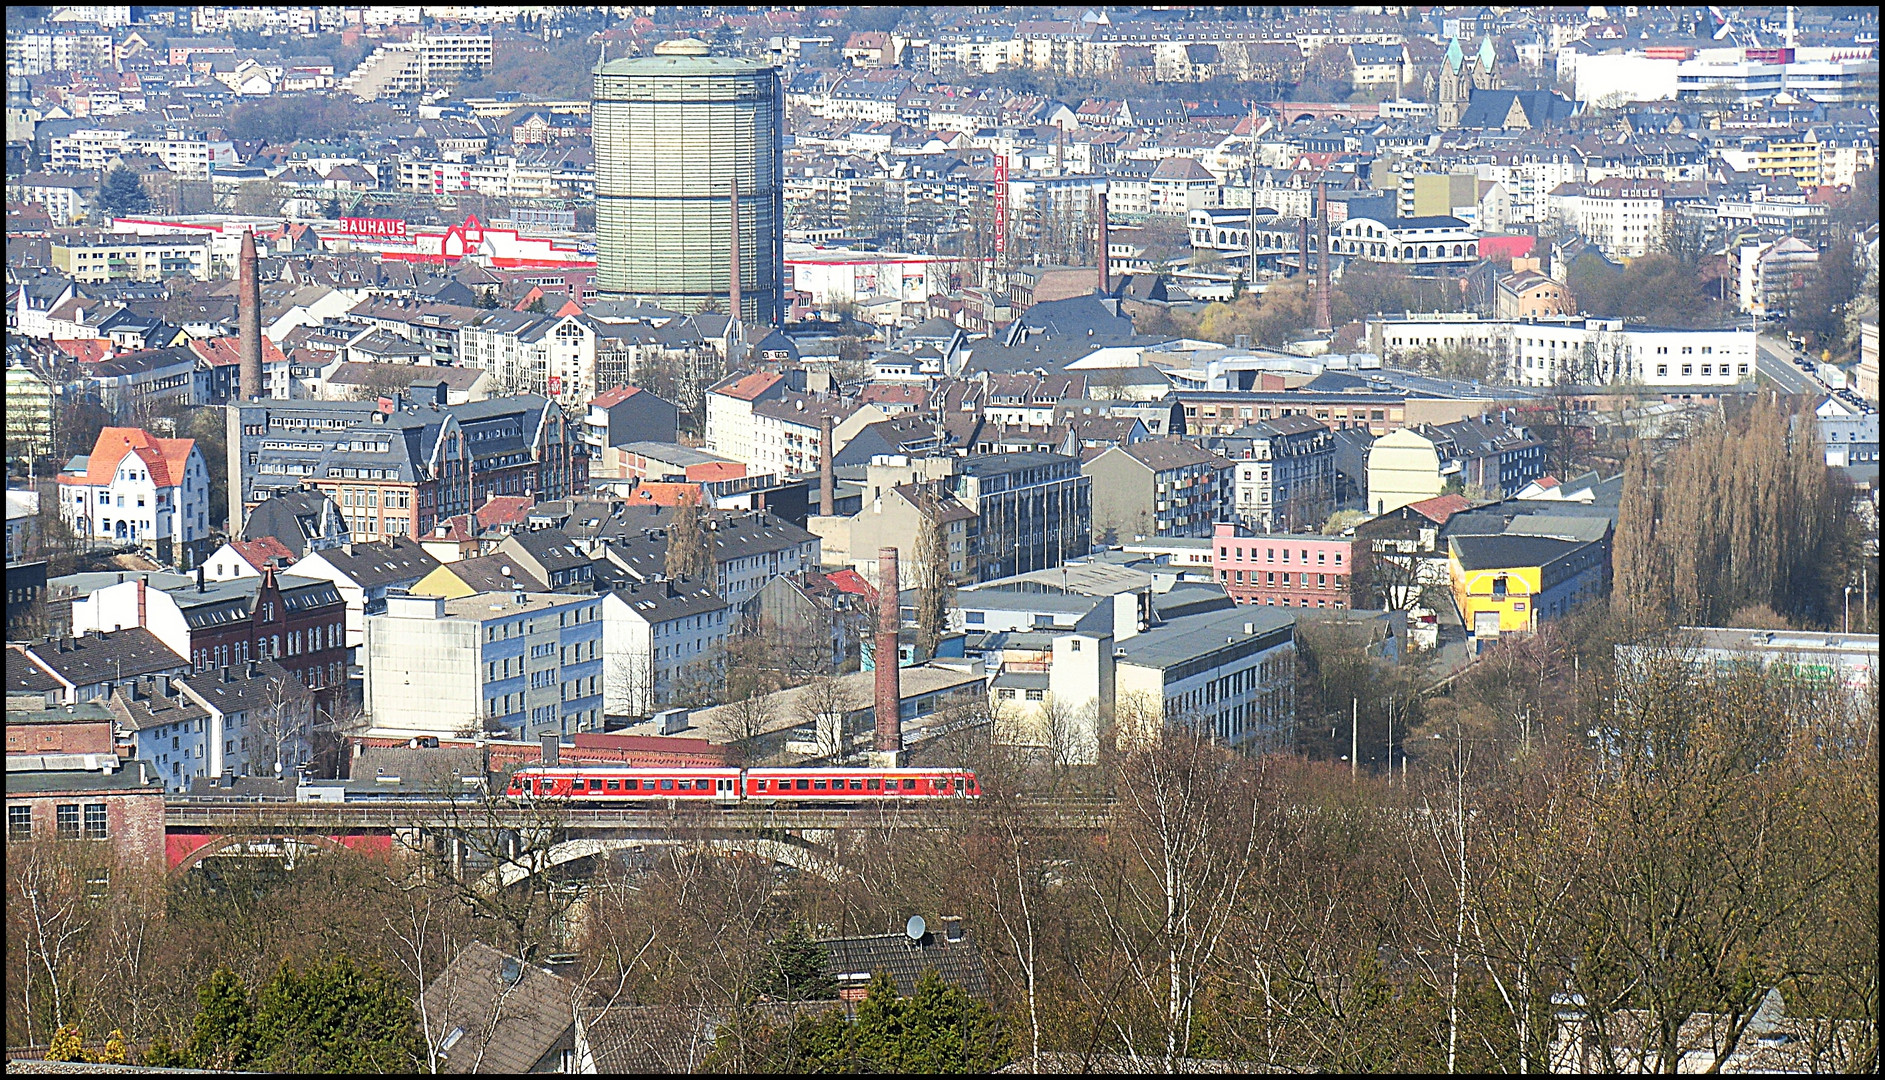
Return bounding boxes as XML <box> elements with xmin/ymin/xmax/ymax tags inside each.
<box><xmin>1736</xmin><ymin>236</ymin><xmax>1819</xmax><ymax>317</ymax></box>
<box><xmin>239</xmin><ymin>488</ymin><xmax>350</xmax><ymax>560</ymax></box>
<box><xmin>5</xmin><ymin>361</ymin><xmax>58</xmax><ymax>466</ymax></box>
<box><xmin>1083</xmin><ymin>441</ymin><xmax>1233</xmax><ymax>543</ymax></box>
<box><xmin>68</xmin><ymin>566</ymin><xmax>347</xmax><ymax>713</ymax></box>
<box><xmin>199</xmin><ymin>536</ymin><xmax>297</xmax><ymax>582</ymax></box>
<box><xmin>7</xmin><ymin>627</ymin><xmax>192</xmax><ymax>706</ymax></box>
<box><xmin>1367</xmin><ymin>314</ymin><xmax>1757</xmax><ymax>389</ymax></box>
<box><xmin>589</xmin><ymin>507</ymin><xmax>822</xmax><ymax>611</ymax></box>
<box><xmin>583</xmin><ymin>385</ymin><xmax>679</xmax><ymax>472</ymax></box>
<box><xmin>364</xmin><ymin>591</ymin><xmax>605</xmax><ymax>740</ymax></box>
<box><xmin>50</xmin><ymin>232</ymin><xmax>214</xmax><ymax>282</ymax></box>
<box><xmin>810</xmin><ymin>465</ymin><xmax>976</xmax><ymax>586</ymax></box>
<box><xmin>1814</xmin><ymin>396</ymin><xmax>1879</xmax><ymax>468</ymax></box>
<box><xmin>1366</xmin><ymin>417</ymin><xmax>1545</xmax><ymax>515</ymax></box>
<box><xmin>109</xmin><ymin>659</ymin><xmax>313</xmax><ymax>791</ymax></box>
<box><xmin>1546</xmin><ymin>178</ymin><xmax>1665</xmax><ymax>258</ymax></box>
<box><xmin>704</xmin><ymin>371</ymin><xmax>786</xmax><ymax>468</ymax></box>
<box><xmin>1202</xmin><ymin>416</ymin><xmax>1337</xmax><ymax>532</ymax></box>
<box><xmin>284</xmin><ymin>537</ymin><xmax>442</xmax><ymax>668</ymax></box>
<box><xmin>754</xmin><ymin>571</ymin><xmax>872</xmax><ymax>676</ymax></box>
<box><xmin>601</xmin><ymin>578</ymin><xmax>730</xmax><ymax>717</ymax></box>
<box><xmin>57</xmin><ymin>426</ymin><xmax>210</xmax><ymax>565</ymax></box>
<box><xmin>1213</xmin><ymin>524</ymin><xmax>1355</xmax><ymax>609</ymax></box>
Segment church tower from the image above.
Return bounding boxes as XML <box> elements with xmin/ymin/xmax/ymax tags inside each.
<box><xmin>1438</xmin><ymin>37</ymin><xmax>1470</xmax><ymax>129</ymax></box>
<box><xmin>1438</xmin><ymin>34</ymin><xmax>1501</xmax><ymax>130</ymax></box>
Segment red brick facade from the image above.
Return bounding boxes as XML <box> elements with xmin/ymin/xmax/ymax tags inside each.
<box><xmin>6</xmin><ymin>784</ymin><xmax>167</xmax><ymax>868</ymax></box>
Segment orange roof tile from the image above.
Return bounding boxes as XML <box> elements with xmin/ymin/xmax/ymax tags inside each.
<box><xmin>58</xmin><ymin>427</ymin><xmax>196</xmax><ymax>489</ymax></box>
<box><xmin>716</xmin><ymin>371</ymin><xmax>783</xmax><ymax>402</ymax></box>
<box><xmin>683</xmin><ymin>461</ymin><xmax>747</xmax><ymax>482</ymax></box>
<box><xmin>189</xmin><ymin>334</ymin><xmax>286</xmax><ymax>367</ymax></box>
<box><xmin>626</xmin><ymin>481</ymin><xmax>706</xmax><ymax>507</ymax></box>
<box><xmin>54</xmin><ymin>339</ymin><xmax>111</xmax><ymax>364</ymax></box>
<box><xmin>475</xmin><ymin>495</ymin><xmax>535</xmax><ymax>529</ymax></box>
<box><xmin>1405</xmin><ymin>493</ymin><xmax>1472</xmax><ymax>525</ymax></box>
<box><xmin>825</xmin><ymin>568</ymin><xmax>878</xmax><ymax>600</ymax></box>
<box><xmin>590</xmin><ymin>385</ymin><xmax>642</xmax><ymax>408</ymax></box>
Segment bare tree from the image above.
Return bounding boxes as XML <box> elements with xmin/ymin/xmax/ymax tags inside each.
<box><xmin>911</xmin><ymin>490</ymin><xmax>955</xmax><ymax>658</ymax></box>
<box><xmin>795</xmin><ymin>675</ymin><xmax>859</xmax><ymax>761</ymax></box>
<box><xmin>710</xmin><ymin>689</ymin><xmax>779</xmax><ymax>767</ymax></box>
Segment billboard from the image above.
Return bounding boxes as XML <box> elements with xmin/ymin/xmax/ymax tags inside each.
<box><xmin>339</xmin><ymin>217</ymin><xmax>407</xmax><ymax>238</ymax></box>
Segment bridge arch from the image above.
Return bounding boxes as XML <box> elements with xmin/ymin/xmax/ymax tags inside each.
<box><xmin>478</xmin><ymin>834</ymin><xmax>852</xmax><ymax>893</ymax></box>
<box><xmin>169</xmin><ymin>832</ymin><xmax>358</xmax><ymax>875</ymax></box>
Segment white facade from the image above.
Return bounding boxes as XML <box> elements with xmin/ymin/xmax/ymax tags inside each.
<box><xmin>58</xmin><ymin>433</ymin><xmax>209</xmax><ymax>555</ymax></box>
<box><xmin>1113</xmin><ymin>610</ymin><xmax>1297</xmax><ymax>752</ymax></box>
<box><xmin>601</xmin><ymin>586</ymin><xmax>730</xmax><ymax>717</ymax></box>
<box><xmin>47</xmin><ymin>129</ymin><xmax>235</xmax><ymax>181</ymax></box>
<box><xmin>1548</xmin><ymin>183</ymin><xmax>1664</xmax><ymax>259</ymax></box>
<box><xmin>1368</xmin><ymin>314</ymin><xmax>1756</xmax><ymax>389</ymax></box>
<box><xmin>363</xmin><ymin>591</ymin><xmax>605</xmax><ymax>740</ymax></box>
<box><xmin>1333</xmin><ymin>215</ymin><xmax>1481</xmax><ymax>268</ymax></box>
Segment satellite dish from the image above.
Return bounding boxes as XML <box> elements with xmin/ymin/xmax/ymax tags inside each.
<box><xmin>905</xmin><ymin>915</ymin><xmax>927</xmax><ymax>942</ymax></box>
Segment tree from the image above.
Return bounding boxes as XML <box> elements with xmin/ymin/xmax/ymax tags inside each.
<box><xmin>98</xmin><ymin>166</ymin><xmax>150</xmax><ymax>217</ymax></box>
<box><xmin>249</xmin><ymin>956</ymin><xmax>419</xmax><ymax>1072</ymax></box>
<box><xmin>912</xmin><ymin>496</ymin><xmax>955</xmax><ymax>658</ymax></box>
<box><xmin>187</xmin><ymin>968</ymin><xmax>254</xmax><ymax>1070</ymax></box>
<box><xmin>796</xmin><ymin>675</ymin><xmax>859</xmax><ymax>760</ymax></box>
<box><xmin>663</xmin><ymin>492</ymin><xmax>715</xmax><ymax>586</ymax></box>
<box><xmin>754</xmin><ymin>923</ymin><xmax>837</xmax><ymax>1002</ymax></box>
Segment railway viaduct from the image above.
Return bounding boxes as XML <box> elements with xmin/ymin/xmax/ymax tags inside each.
<box><xmin>163</xmin><ymin>797</ymin><xmax>1114</xmax><ymax>890</ymax></box>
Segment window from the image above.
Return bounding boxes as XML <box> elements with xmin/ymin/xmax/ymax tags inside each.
<box><xmin>867</xmin><ymin>778</ymin><xmax>881</xmax><ymax>790</ymax></box>
<box><xmin>7</xmin><ymin>805</ymin><xmax>29</xmax><ymax>841</ymax></box>
<box><xmin>56</xmin><ymin>804</ymin><xmax>81</xmax><ymax>840</ymax></box>
<box><xmin>659</xmin><ymin>779</ymin><xmax>674</xmax><ymax>791</ymax></box>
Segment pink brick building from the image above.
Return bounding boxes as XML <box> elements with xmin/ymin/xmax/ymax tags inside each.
<box><xmin>1212</xmin><ymin>522</ymin><xmax>1354</xmax><ymax>609</ymax></box>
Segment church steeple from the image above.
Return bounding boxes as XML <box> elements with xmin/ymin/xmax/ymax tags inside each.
<box><xmin>1476</xmin><ymin>34</ymin><xmax>1501</xmax><ymax>89</ymax></box>
<box><xmin>1439</xmin><ymin>37</ymin><xmax>1470</xmax><ymax>130</ymax></box>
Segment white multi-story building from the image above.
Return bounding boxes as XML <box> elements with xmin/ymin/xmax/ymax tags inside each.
<box><xmin>57</xmin><ymin>426</ymin><xmax>209</xmax><ymax>563</ymax></box>
<box><xmin>705</xmin><ymin>371</ymin><xmax>786</xmax><ymax>469</ymax></box>
<box><xmin>47</xmin><ymin>130</ymin><xmax>236</xmax><ymax>182</ymax></box>
<box><xmin>601</xmin><ymin>580</ymin><xmax>730</xmax><ymax>717</ymax></box>
<box><xmin>5</xmin><ymin>31</ymin><xmax>115</xmax><ymax>76</ymax></box>
<box><xmin>459</xmin><ymin>311</ymin><xmax>599</xmax><ymax>407</ymax></box>
<box><xmin>1367</xmin><ymin>314</ymin><xmax>1757</xmax><ymax>389</ymax></box>
<box><xmin>1333</xmin><ymin>215</ymin><xmax>1483</xmax><ymax>268</ymax></box>
<box><xmin>1546</xmin><ymin>177</ymin><xmax>1664</xmax><ymax>259</ymax></box>
<box><xmin>1113</xmin><ymin>606</ymin><xmax>1297</xmax><ymax>752</ymax></box>
<box><xmin>363</xmin><ymin>591</ymin><xmax>604</xmax><ymax>740</ymax></box>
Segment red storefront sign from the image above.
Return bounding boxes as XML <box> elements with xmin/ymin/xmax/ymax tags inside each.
<box><xmin>340</xmin><ymin>217</ymin><xmax>407</xmax><ymax>238</ymax></box>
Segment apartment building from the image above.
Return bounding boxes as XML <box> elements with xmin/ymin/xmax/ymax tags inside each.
<box><xmin>57</xmin><ymin>426</ymin><xmax>209</xmax><ymax>566</ymax></box>
<box><xmin>364</xmin><ymin>590</ymin><xmax>603</xmax><ymax>740</ymax></box>
<box><xmin>1367</xmin><ymin>314</ymin><xmax>1757</xmax><ymax>389</ymax></box>
<box><xmin>51</xmin><ymin>233</ymin><xmax>214</xmax><ymax>283</ymax></box>
<box><xmin>46</xmin><ymin>130</ymin><xmax>234</xmax><ymax>181</ymax></box>
<box><xmin>1083</xmin><ymin>441</ymin><xmax>1233</xmax><ymax>542</ymax></box>
<box><xmin>602</xmin><ymin>579</ymin><xmax>730</xmax><ymax>717</ymax></box>
<box><xmin>1201</xmin><ymin>415</ymin><xmax>1337</xmax><ymax>532</ymax></box>
<box><xmin>1546</xmin><ymin>177</ymin><xmax>1665</xmax><ymax>258</ymax></box>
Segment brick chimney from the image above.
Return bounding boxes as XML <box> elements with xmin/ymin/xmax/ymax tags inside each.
<box><xmin>818</xmin><ymin>414</ymin><xmax>835</xmax><ymax>517</ymax></box>
<box><xmin>872</xmin><ymin>546</ymin><xmax>903</xmax><ymax>765</ymax></box>
<box><xmin>238</xmin><ymin>228</ymin><xmax>262</xmax><ymax>401</ymax></box>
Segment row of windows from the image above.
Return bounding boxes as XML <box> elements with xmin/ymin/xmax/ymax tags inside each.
<box><xmin>9</xmin><ymin>802</ymin><xmax>108</xmax><ymax>841</ymax></box>
<box><xmin>1224</xmin><ymin>569</ymin><xmax>1346</xmax><ymax>589</ymax></box>
<box><xmin>1219</xmin><ymin>546</ymin><xmax>1344</xmax><ymax>566</ymax></box>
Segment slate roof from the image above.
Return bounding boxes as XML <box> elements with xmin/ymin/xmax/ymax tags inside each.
<box><xmin>1459</xmin><ymin>89</ymin><xmax>1577</xmax><ymax>130</ymax></box>
<box><xmin>1449</xmin><ymin>532</ymin><xmax>1592</xmax><ymax>572</ymax></box>
<box><xmin>241</xmin><ymin>488</ymin><xmax>347</xmax><ymax>558</ymax></box>
<box><xmin>442</xmin><ymin>554</ymin><xmax>548</xmax><ymax>593</ymax></box>
<box><xmin>308</xmin><ymin>536</ymin><xmax>439</xmax><ymax>589</ymax></box>
<box><xmin>821</xmin><ymin>930</ymin><xmax>992</xmax><ymax>1000</ymax></box>
<box><xmin>9</xmin><ymin>629</ymin><xmax>190</xmax><ymax>692</ymax></box>
<box><xmin>421</xmin><ymin>940</ymin><xmax>588</xmax><ymax>1075</ymax></box>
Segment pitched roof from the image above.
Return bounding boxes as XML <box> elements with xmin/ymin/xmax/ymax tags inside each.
<box><xmin>712</xmin><ymin>370</ymin><xmax>784</xmax><ymax>402</ymax></box>
<box><xmin>421</xmin><ymin>941</ymin><xmax>587</xmax><ymax>1075</ymax></box>
<box><xmin>821</xmin><ymin>930</ymin><xmax>992</xmax><ymax>1000</ymax></box>
<box><xmin>58</xmin><ymin>427</ymin><xmax>195</xmax><ymax>489</ymax></box>
<box><xmin>589</xmin><ymin>384</ymin><xmax>643</xmax><ymax>408</ymax></box>
<box><xmin>227</xmin><ymin>536</ymin><xmax>296</xmax><ymax>571</ymax></box>
<box><xmin>1404</xmin><ymin>493</ymin><xmax>1472</xmax><ymax>525</ymax></box>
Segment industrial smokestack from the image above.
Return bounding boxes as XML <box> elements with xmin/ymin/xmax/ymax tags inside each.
<box><xmin>1096</xmin><ymin>191</ymin><xmax>1110</xmax><ymax>296</ymax></box>
<box><xmin>238</xmin><ymin>228</ymin><xmax>262</xmax><ymax>401</ymax></box>
<box><xmin>819</xmin><ymin>414</ymin><xmax>835</xmax><ymax>517</ymax></box>
<box><xmin>728</xmin><ymin>175</ymin><xmax>743</xmax><ymax>328</ymax></box>
<box><xmin>874</xmin><ymin>546</ymin><xmax>903</xmax><ymax>762</ymax></box>
<box><xmin>1315</xmin><ymin>180</ymin><xmax>1331</xmax><ymax>331</ymax></box>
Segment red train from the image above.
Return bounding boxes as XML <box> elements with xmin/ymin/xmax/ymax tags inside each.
<box><xmin>504</xmin><ymin>766</ymin><xmax>981</xmax><ymax>804</ymax></box>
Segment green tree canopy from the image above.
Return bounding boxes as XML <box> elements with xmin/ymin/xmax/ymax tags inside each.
<box><xmin>755</xmin><ymin>923</ymin><xmax>838</xmax><ymax>1003</ymax></box>
<box><xmin>98</xmin><ymin>166</ymin><xmax>150</xmax><ymax>217</ymax></box>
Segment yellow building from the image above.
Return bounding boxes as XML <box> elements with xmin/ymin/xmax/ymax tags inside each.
<box><xmin>50</xmin><ymin>233</ymin><xmax>212</xmax><ymax>283</ymax></box>
<box><xmin>1365</xmin><ymin>426</ymin><xmax>1446</xmax><ymax>516</ymax></box>
<box><xmin>410</xmin><ymin>557</ymin><xmax>542</xmax><ymax>600</ymax></box>
<box><xmin>1448</xmin><ymin>532</ymin><xmax>1609</xmax><ymax>638</ymax></box>
<box><xmin>1753</xmin><ymin>134</ymin><xmax>1823</xmax><ymax>186</ymax></box>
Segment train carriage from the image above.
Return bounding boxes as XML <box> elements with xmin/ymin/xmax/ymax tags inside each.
<box><xmin>504</xmin><ymin>766</ymin><xmax>979</xmax><ymax>805</ymax></box>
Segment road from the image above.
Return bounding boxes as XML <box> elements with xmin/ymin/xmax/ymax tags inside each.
<box><xmin>1754</xmin><ymin>332</ymin><xmax>1825</xmax><ymax>397</ymax></box>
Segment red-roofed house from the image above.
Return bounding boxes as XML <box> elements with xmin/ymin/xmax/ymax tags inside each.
<box><xmin>189</xmin><ymin>334</ymin><xmax>290</xmax><ymax>403</ymax></box>
<box><xmin>824</xmin><ymin>567</ymin><xmax>878</xmax><ymax>602</ymax></box>
<box><xmin>622</xmin><ymin>481</ymin><xmax>708</xmax><ymax>508</ymax></box>
<box><xmin>705</xmin><ymin>371</ymin><xmax>787</xmax><ymax>467</ymax></box>
<box><xmin>1404</xmin><ymin>493</ymin><xmax>1473</xmax><ymax>526</ymax></box>
<box><xmin>53</xmin><ymin>338</ymin><xmax>112</xmax><ymax>364</ymax></box>
<box><xmin>201</xmin><ymin>535</ymin><xmax>298</xmax><ymax>581</ymax></box>
<box><xmin>57</xmin><ymin>426</ymin><xmax>210</xmax><ymax>565</ymax></box>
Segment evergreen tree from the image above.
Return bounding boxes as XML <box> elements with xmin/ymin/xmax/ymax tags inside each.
<box><xmin>187</xmin><ymin>968</ymin><xmax>254</xmax><ymax>1070</ymax></box>
<box><xmin>98</xmin><ymin>166</ymin><xmax>150</xmax><ymax>217</ymax></box>
<box><xmin>250</xmin><ymin>956</ymin><xmax>419</xmax><ymax>1073</ymax></box>
<box><xmin>755</xmin><ymin>923</ymin><xmax>838</xmax><ymax>1002</ymax></box>
<box><xmin>45</xmin><ymin>1025</ymin><xmax>84</xmax><ymax>1063</ymax></box>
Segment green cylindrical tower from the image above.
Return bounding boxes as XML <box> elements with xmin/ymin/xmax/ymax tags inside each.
<box><xmin>592</xmin><ymin>39</ymin><xmax>784</xmax><ymax>324</ymax></box>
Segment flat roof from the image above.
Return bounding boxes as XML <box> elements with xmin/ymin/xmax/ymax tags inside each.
<box><xmin>1116</xmin><ymin>607</ymin><xmax>1293</xmax><ymax>670</ymax></box>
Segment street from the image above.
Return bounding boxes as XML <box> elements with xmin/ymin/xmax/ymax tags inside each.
<box><xmin>1754</xmin><ymin>332</ymin><xmax>1826</xmax><ymax>397</ymax></box>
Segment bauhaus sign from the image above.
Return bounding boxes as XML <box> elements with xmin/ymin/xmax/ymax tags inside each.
<box><xmin>340</xmin><ymin>217</ymin><xmax>407</xmax><ymax>238</ymax></box>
